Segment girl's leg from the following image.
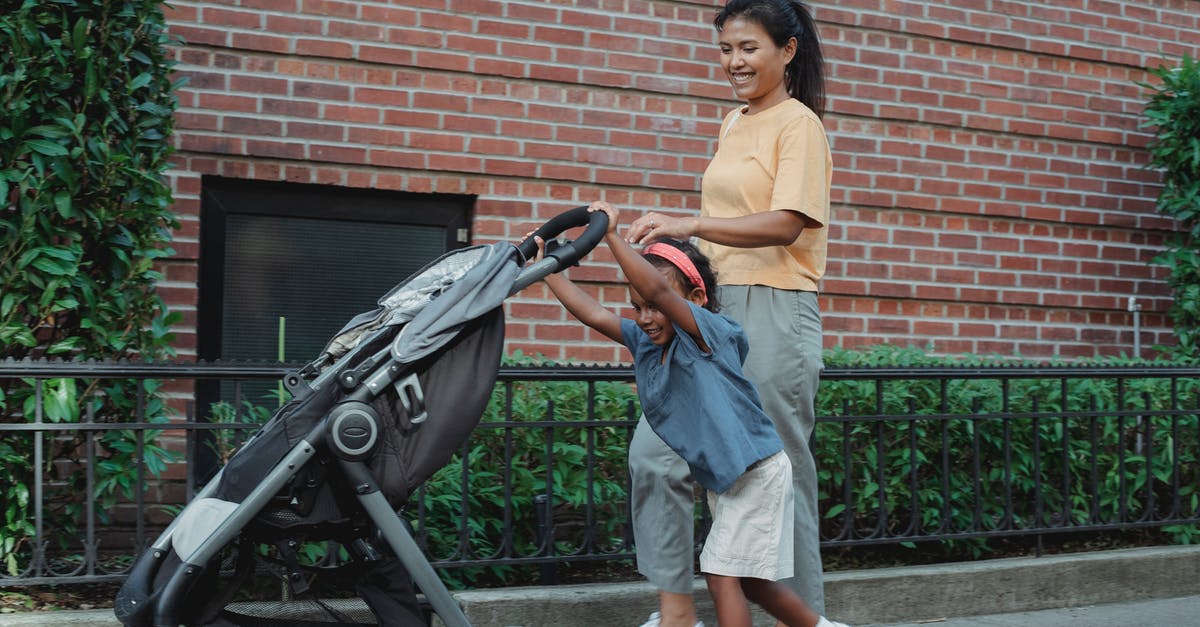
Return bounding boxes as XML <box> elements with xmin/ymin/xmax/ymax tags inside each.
<box><xmin>741</xmin><ymin>577</ymin><xmax>820</xmax><ymax>627</ymax></box>
<box><xmin>704</xmin><ymin>574</ymin><xmax>753</xmax><ymax>627</ymax></box>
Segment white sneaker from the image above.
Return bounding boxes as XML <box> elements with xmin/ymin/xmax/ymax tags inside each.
<box><xmin>816</xmin><ymin>617</ymin><xmax>851</xmax><ymax>627</ymax></box>
<box><xmin>637</xmin><ymin>611</ymin><xmax>705</xmax><ymax>627</ymax></box>
<box><xmin>638</xmin><ymin>612</ymin><xmax>662</xmax><ymax>627</ymax></box>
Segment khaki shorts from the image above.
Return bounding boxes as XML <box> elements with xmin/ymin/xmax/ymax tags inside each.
<box><xmin>699</xmin><ymin>451</ymin><xmax>795</xmax><ymax>581</ymax></box>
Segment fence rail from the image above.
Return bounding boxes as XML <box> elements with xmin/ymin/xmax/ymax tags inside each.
<box><xmin>1</xmin><ymin>360</ymin><xmax>1198</xmax><ymax>588</ymax></box>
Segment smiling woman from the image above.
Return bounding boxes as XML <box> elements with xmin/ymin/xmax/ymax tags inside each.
<box><xmin>716</xmin><ymin>17</ymin><xmax>796</xmax><ymax>114</ymax></box>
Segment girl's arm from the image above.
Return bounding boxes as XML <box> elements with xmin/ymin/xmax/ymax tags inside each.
<box><xmin>595</xmin><ymin>208</ymin><xmax>708</xmax><ymax>351</ymax></box>
<box><xmin>539</xmin><ymin>238</ymin><xmax>624</xmax><ymax>343</ymax></box>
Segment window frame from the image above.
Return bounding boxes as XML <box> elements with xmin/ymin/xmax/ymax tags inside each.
<box><xmin>197</xmin><ymin>176</ymin><xmax>474</xmax><ymax>363</ymax></box>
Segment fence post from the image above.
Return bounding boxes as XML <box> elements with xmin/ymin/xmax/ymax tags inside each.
<box><xmin>534</xmin><ymin>493</ymin><xmax>556</xmax><ymax>584</ymax></box>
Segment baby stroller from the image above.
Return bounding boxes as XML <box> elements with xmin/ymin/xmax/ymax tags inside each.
<box><xmin>114</xmin><ymin>207</ymin><xmax>608</xmax><ymax>627</ymax></box>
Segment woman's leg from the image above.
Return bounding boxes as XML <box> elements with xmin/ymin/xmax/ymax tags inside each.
<box><xmin>629</xmin><ymin>416</ymin><xmax>700</xmax><ymax>625</ymax></box>
<box><xmin>720</xmin><ymin>286</ymin><xmax>826</xmax><ymax>615</ymax></box>
<box><xmin>656</xmin><ymin>590</ymin><xmax>700</xmax><ymax>627</ymax></box>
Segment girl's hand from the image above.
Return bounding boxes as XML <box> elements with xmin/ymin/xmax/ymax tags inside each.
<box><xmin>625</xmin><ymin>211</ymin><xmax>697</xmax><ymax>245</ymax></box>
<box><xmin>588</xmin><ymin>201</ymin><xmax>619</xmax><ymax>235</ymax></box>
<box><xmin>523</xmin><ymin>231</ymin><xmax>547</xmax><ymax>264</ymax></box>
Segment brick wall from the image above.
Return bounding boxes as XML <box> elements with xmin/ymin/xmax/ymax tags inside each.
<box><xmin>160</xmin><ymin>0</ymin><xmax>1200</xmax><ymax>363</ymax></box>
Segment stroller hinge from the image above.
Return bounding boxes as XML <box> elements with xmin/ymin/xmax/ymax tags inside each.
<box><xmin>282</xmin><ymin>368</ymin><xmax>315</xmax><ymax>399</ymax></box>
<box><xmin>275</xmin><ymin>539</ymin><xmax>311</xmax><ymax>596</ymax></box>
<box><xmin>395</xmin><ymin>373</ymin><xmax>428</xmax><ymax>424</ymax></box>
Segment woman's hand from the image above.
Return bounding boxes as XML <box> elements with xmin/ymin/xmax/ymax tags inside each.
<box><xmin>625</xmin><ymin>211</ymin><xmax>698</xmax><ymax>245</ymax></box>
<box><xmin>588</xmin><ymin>201</ymin><xmax>620</xmax><ymax>235</ymax></box>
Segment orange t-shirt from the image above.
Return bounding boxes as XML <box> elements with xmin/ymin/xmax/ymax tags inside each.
<box><xmin>699</xmin><ymin>98</ymin><xmax>831</xmax><ymax>292</ymax></box>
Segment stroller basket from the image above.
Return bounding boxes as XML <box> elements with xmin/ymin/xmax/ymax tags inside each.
<box><xmin>115</xmin><ymin>207</ymin><xmax>608</xmax><ymax>627</ymax></box>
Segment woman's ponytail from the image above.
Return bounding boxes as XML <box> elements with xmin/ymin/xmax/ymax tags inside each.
<box><xmin>786</xmin><ymin>0</ymin><xmax>825</xmax><ymax>118</ymax></box>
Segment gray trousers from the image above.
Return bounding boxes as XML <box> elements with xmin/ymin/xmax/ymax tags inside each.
<box><xmin>628</xmin><ymin>286</ymin><xmax>825</xmax><ymax>614</ymax></box>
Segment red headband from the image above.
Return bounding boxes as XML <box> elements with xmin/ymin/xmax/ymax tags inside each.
<box><xmin>644</xmin><ymin>242</ymin><xmax>708</xmax><ymax>306</ymax></box>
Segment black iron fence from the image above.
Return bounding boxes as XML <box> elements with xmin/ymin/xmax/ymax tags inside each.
<box><xmin>1</xmin><ymin>360</ymin><xmax>1198</xmax><ymax>588</ymax></box>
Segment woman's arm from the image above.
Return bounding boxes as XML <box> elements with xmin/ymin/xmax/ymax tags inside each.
<box><xmin>624</xmin><ymin>209</ymin><xmax>811</xmax><ymax>247</ymax></box>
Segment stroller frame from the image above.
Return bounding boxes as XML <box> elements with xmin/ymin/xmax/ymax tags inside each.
<box><xmin>116</xmin><ymin>207</ymin><xmax>608</xmax><ymax>627</ymax></box>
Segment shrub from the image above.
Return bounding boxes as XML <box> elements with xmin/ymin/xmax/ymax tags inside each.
<box><xmin>814</xmin><ymin>345</ymin><xmax>1200</xmax><ymax>555</ymax></box>
<box><xmin>1140</xmin><ymin>53</ymin><xmax>1200</xmax><ymax>357</ymax></box>
<box><xmin>411</xmin><ymin>352</ymin><xmax>639</xmax><ymax>588</ymax></box>
<box><xmin>418</xmin><ymin>346</ymin><xmax>1199</xmax><ymax>585</ymax></box>
<box><xmin>0</xmin><ymin>0</ymin><xmax>180</xmax><ymax>573</ymax></box>
<box><xmin>83</xmin><ymin>345</ymin><xmax>1197</xmax><ymax>590</ymax></box>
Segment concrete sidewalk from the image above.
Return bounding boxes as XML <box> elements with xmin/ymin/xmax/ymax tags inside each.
<box><xmin>2</xmin><ymin>545</ymin><xmax>1198</xmax><ymax>626</ymax></box>
<box><xmin>864</xmin><ymin>594</ymin><xmax>1200</xmax><ymax>626</ymax></box>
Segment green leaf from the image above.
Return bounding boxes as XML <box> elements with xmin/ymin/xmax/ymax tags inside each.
<box><xmin>53</xmin><ymin>190</ymin><xmax>73</xmax><ymax>218</ymax></box>
<box><xmin>71</xmin><ymin>18</ymin><xmax>88</xmax><ymax>52</ymax></box>
<box><xmin>129</xmin><ymin>72</ymin><xmax>153</xmax><ymax>91</ymax></box>
<box><xmin>25</xmin><ymin>138</ymin><xmax>68</xmax><ymax>156</ymax></box>
<box><xmin>26</xmin><ymin>124</ymin><xmax>69</xmax><ymax>139</ymax></box>
<box><xmin>29</xmin><ymin>256</ymin><xmax>74</xmax><ymax>275</ymax></box>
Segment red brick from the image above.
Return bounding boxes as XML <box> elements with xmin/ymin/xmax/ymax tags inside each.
<box><xmin>231</xmin><ymin>32</ymin><xmax>292</xmax><ymax>54</ymax></box>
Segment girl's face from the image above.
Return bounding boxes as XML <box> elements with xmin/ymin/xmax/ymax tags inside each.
<box><xmin>717</xmin><ymin>16</ymin><xmax>796</xmax><ymax>114</ymax></box>
<box><xmin>629</xmin><ymin>268</ymin><xmax>701</xmax><ymax>347</ymax></box>
<box><xmin>630</xmin><ymin>287</ymin><xmax>675</xmax><ymax>346</ymax></box>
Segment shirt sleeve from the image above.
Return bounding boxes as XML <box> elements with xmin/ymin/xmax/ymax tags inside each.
<box><xmin>670</xmin><ymin>304</ymin><xmax>740</xmax><ymax>362</ymax></box>
<box><xmin>770</xmin><ymin>115</ymin><xmax>830</xmax><ymax>228</ymax></box>
<box><xmin>619</xmin><ymin>318</ymin><xmax>643</xmax><ymax>358</ymax></box>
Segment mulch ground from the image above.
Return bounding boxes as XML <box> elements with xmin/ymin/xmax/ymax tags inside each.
<box><xmin>1</xmin><ymin>582</ymin><xmax>122</xmax><ymax>613</ymax></box>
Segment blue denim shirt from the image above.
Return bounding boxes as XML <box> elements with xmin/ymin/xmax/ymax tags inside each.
<box><xmin>620</xmin><ymin>302</ymin><xmax>783</xmax><ymax>493</ymax></box>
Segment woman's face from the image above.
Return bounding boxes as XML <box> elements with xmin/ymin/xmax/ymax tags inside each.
<box><xmin>717</xmin><ymin>16</ymin><xmax>796</xmax><ymax>113</ymax></box>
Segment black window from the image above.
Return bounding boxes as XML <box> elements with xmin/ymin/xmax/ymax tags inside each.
<box><xmin>198</xmin><ymin>177</ymin><xmax>474</xmax><ymax>366</ymax></box>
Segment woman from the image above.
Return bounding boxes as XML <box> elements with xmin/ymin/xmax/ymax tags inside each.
<box><xmin>623</xmin><ymin>1</ymin><xmax>832</xmax><ymax>626</ymax></box>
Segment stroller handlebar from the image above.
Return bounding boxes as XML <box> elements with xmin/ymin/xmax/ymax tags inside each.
<box><xmin>512</xmin><ymin>205</ymin><xmax>609</xmax><ymax>292</ymax></box>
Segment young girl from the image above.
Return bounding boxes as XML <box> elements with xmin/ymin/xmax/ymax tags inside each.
<box><xmin>533</xmin><ymin>201</ymin><xmax>848</xmax><ymax>627</ymax></box>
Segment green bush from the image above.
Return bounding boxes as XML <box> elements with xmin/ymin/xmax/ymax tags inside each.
<box><xmin>0</xmin><ymin>0</ymin><xmax>180</xmax><ymax>573</ymax></box>
<box><xmin>815</xmin><ymin>345</ymin><xmax>1200</xmax><ymax>556</ymax></box>
<box><xmin>1140</xmin><ymin>53</ymin><xmax>1200</xmax><ymax>357</ymax></box>
<box><xmin>96</xmin><ymin>345</ymin><xmax>1197</xmax><ymax>590</ymax></box>
<box><xmin>413</xmin><ymin>346</ymin><xmax>1199</xmax><ymax>586</ymax></box>
<box><xmin>413</xmin><ymin>352</ymin><xmax>639</xmax><ymax>588</ymax></box>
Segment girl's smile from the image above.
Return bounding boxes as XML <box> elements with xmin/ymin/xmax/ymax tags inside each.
<box><xmin>631</xmin><ymin>293</ymin><xmax>675</xmax><ymax>346</ymax></box>
<box><xmin>629</xmin><ymin>267</ymin><xmax>706</xmax><ymax>347</ymax></box>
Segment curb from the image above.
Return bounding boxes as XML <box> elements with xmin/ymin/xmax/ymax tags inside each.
<box><xmin>821</xmin><ymin>544</ymin><xmax>1200</xmax><ymax>625</ymax></box>
<box><xmin>451</xmin><ymin>544</ymin><xmax>1200</xmax><ymax>626</ymax></box>
<box><xmin>2</xmin><ymin>545</ymin><xmax>1198</xmax><ymax>626</ymax></box>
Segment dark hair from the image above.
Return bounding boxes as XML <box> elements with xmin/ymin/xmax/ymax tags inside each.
<box><xmin>713</xmin><ymin>0</ymin><xmax>826</xmax><ymax>118</ymax></box>
<box><xmin>642</xmin><ymin>238</ymin><xmax>721</xmax><ymax>313</ymax></box>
